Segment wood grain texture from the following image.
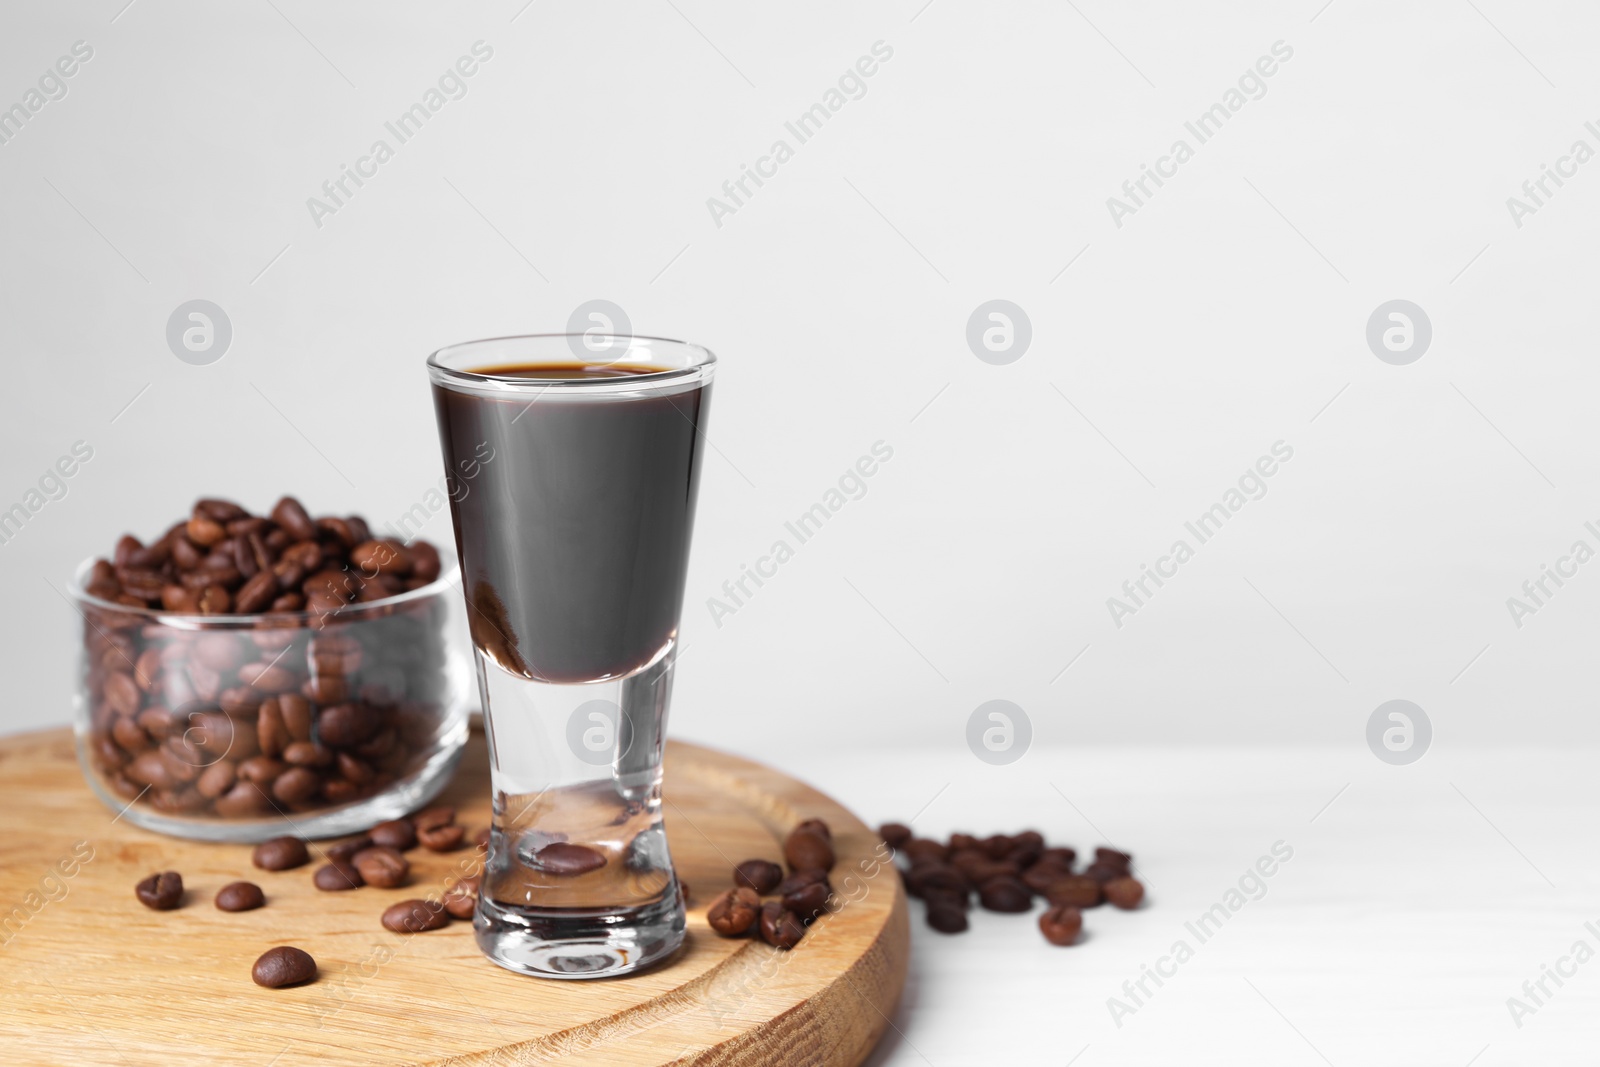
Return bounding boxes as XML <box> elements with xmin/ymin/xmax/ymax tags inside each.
<box><xmin>0</xmin><ymin>728</ymin><xmax>908</xmax><ymax>1066</ymax></box>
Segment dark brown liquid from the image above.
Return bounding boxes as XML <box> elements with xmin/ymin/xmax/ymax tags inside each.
<box><xmin>432</xmin><ymin>362</ymin><xmax>709</xmax><ymax>684</ymax></box>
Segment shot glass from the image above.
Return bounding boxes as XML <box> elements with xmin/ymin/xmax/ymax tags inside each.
<box><xmin>427</xmin><ymin>334</ymin><xmax>714</xmax><ymax>978</ymax></box>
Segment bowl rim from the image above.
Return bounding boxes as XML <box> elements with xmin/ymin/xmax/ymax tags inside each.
<box><xmin>66</xmin><ymin>552</ymin><xmax>460</xmax><ymax>630</ymax></box>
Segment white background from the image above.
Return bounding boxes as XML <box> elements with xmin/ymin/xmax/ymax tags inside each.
<box><xmin>2</xmin><ymin>1</ymin><xmax>1598</xmax><ymax>1063</ymax></box>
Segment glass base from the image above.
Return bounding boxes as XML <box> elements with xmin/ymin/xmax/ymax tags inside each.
<box><xmin>473</xmin><ymin>886</ymin><xmax>686</xmax><ymax>979</ymax></box>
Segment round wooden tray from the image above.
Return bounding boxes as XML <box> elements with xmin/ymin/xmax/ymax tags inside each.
<box><xmin>0</xmin><ymin>728</ymin><xmax>908</xmax><ymax>1065</ymax></box>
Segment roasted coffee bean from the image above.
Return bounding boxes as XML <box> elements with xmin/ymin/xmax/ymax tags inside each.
<box><xmin>443</xmin><ymin>877</ymin><xmax>479</xmax><ymax>919</ymax></box>
<box><xmin>318</xmin><ymin>516</ymin><xmax>357</xmax><ymax>548</ymax></box>
<box><xmin>411</xmin><ymin>541</ymin><xmax>442</xmax><ymax>583</ymax></box>
<box><xmin>135</xmin><ymin>871</ymin><xmax>184</xmax><ymax>910</ymax></box>
<box><xmin>318</xmin><ymin>703</ymin><xmax>380</xmax><ymax>747</ymax></box>
<box><xmin>908</xmin><ymin>864</ymin><xmax>970</xmax><ymax>899</ymax></box>
<box><xmin>783</xmin><ymin>880</ymin><xmax>832</xmax><ymax>923</ymax></box>
<box><xmin>784</xmin><ymin>827</ymin><xmax>835</xmax><ymax>873</ymax></box>
<box><xmin>533</xmin><ymin>842</ymin><xmax>607</xmax><ymax>876</ymax></box>
<box><xmin>218</xmin><ymin>686</ymin><xmax>262</xmax><ymax>717</ymax></box>
<box><xmin>417</xmin><ymin>823</ymin><xmax>465</xmax><ymax>852</ymax></box>
<box><xmin>253</xmin><ymin>836</ymin><xmax>310</xmax><ymax>871</ymax></box>
<box><xmin>775</xmin><ymin>868</ymin><xmax>830</xmax><ymax>897</ymax></box>
<box><xmin>111</xmin><ymin>716</ymin><xmax>149</xmax><ymax>754</ymax></box>
<box><xmin>238</xmin><ymin>660</ymin><xmax>296</xmax><ymax>693</ymax></box>
<box><xmin>1039</xmin><ymin>904</ymin><xmax>1083</xmax><ymax>946</ymax></box>
<box><xmin>114</xmin><ymin>534</ymin><xmax>141</xmax><ymax>567</ymax></box>
<box><xmin>369</xmin><ymin>819</ymin><xmax>416</xmax><ymax>851</ymax></box>
<box><xmin>354</xmin><ymin>729</ymin><xmax>395</xmax><ymax>760</ymax></box>
<box><xmin>272</xmin><ymin>766</ymin><xmax>321</xmax><ymax>805</ymax></box>
<box><xmin>1022</xmin><ymin>864</ymin><xmax>1074</xmax><ymax>896</ymax></box>
<box><xmin>947</xmin><ymin>832</ymin><xmax>978</xmax><ymax>852</ymax></box>
<box><xmin>413</xmin><ymin>805</ymin><xmax>455</xmax><ymax>831</ymax></box>
<box><xmin>901</xmin><ymin>839</ymin><xmax>949</xmax><ymax>865</ymax></box>
<box><xmin>252</xmin><ymin>946</ymin><xmax>316</xmax><ymax>988</ymax></box>
<box><xmin>926</xmin><ymin>904</ymin><xmax>968</xmax><ymax>934</ymax></box>
<box><xmin>257</xmin><ymin>699</ymin><xmax>287</xmax><ymax>759</ymax></box>
<box><xmin>196</xmin><ymin>498</ymin><xmax>248</xmax><ymax>523</ymax></box>
<box><xmin>119</xmin><ymin>568</ymin><xmax>167</xmax><ymax>601</ymax></box>
<box><xmin>795</xmin><ymin>818</ymin><xmax>832</xmax><ymax>842</ymax></box>
<box><xmin>196</xmin><ymin>759</ymin><xmax>237</xmax><ymax>799</ymax></box>
<box><xmin>1014</xmin><ymin>830</ymin><xmax>1046</xmax><ymax>851</ymax></box>
<box><xmin>216</xmin><ymin>881</ymin><xmax>266</xmax><ymax>912</ymax></box>
<box><xmin>326</xmin><ymin>835</ymin><xmax>371</xmax><ymax>862</ymax></box>
<box><xmin>157</xmin><ymin>738</ymin><xmax>203</xmax><ymax>783</ymax></box>
<box><xmin>351</xmin><ymin>846</ymin><xmax>409</xmax><ymax>888</ymax></box>
<box><xmin>214</xmin><ymin>779</ymin><xmax>273</xmax><ymax>817</ymax></box>
<box><xmin>1039</xmin><ymin>847</ymin><xmax>1076</xmax><ymax>869</ymax></box>
<box><xmin>235</xmin><ymin>570</ymin><xmax>278</xmax><ymax>614</ymax></box>
<box><xmin>1044</xmin><ymin>875</ymin><xmax>1103</xmax><ymax>909</ymax></box>
<box><xmin>270</xmin><ymin>497</ymin><xmax>318</xmax><ymax>541</ymax></box>
<box><xmin>103</xmin><ymin>671</ymin><xmax>140</xmax><ymax>717</ymax></box>
<box><xmin>335</xmin><ymin>752</ymin><xmax>374</xmax><ymax>785</ymax></box>
<box><xmin>979</xmin><ymin>834</ymin><xmax>1015</xmax><ymax>861</ymax></box>
<box><xmin>197</xmin><ymin>585</ymin><xmax>232</xmax><ymax>614</ymax></box>
<box><xmin>1095</xmin><ymin>847</ymin><xmax>1132</xmax><ymax>868</ymax></box>
<box><xmin>126</xmin><ymin>751</ymin><xmax>178</xmax><ymax>793</ymax></box>
<box><xmin>322</xmin><ymin>779</ymin><xmax>359</xmax><ymax>804</ymax></box>
<box><xmin>878</xmin><ymin>822</ymin><xmax>913</xmax><ymax>849</ymax></box>
<box><xmin>1103</xmin><ymin>877</ymin><xmax>1145</xmax><ymax>910</ymax></box>
<box><xmin>308</xmin><ymin>632</ymin><xmax>363</xmax><ymax>675</ymax></box>
<box><xmin>279</xmin><ymin>695</ymin><xmax>313</xmax><ymax>741</ymax></box>
<box><xmin>1007</xmin><ymin>844</ymin><xmax>1042</xmax><ymax>870</ymax></box>
<box><xmin>1083</xmin><ymin>861</ymin><xmax>1127</xmax><ymax>885</ymax></box>
<box><xmin>237</xmin><ymin>755</ymin><xmax>286</xmax><ymax>784</ymax></box>
<box><xmin>169</xmin><ymin>535</ymin><xmax>203</xmax><ymax>570</ymax></box>
<box><xmin>93</xmin><ymin>732</ymin><xmax>127</xmax><ymax>770</ymax></box>
<box><xmin>149</xmin><ymin>787</ymin><xmax>206</xmax><ymax>813</ymax></box>
<box><xmin>135</xmin><ymin>706</ymin><xmax>177</xmax><ymax>740</ymax></box>
<box><xmin>757</xmin><ymin>902</ymin><xmax>806</xmax><ymax>949</ymax></box>
<box><xmin>352</xmin><ymin>540</ymin><xmax>412</xmax><ymax>576</ymax></box>
<box><xmin>381</xmin><ymin>898</ymin><xmax>449</xmax><ymax>933</ymax></box>
<box><xmin>313</xmin><ymin>861</ymin><xmax>364</xmax><ymax>891</ymax></box>
<box><xmin>733</xmin><ymin>859</ymin><xmax>784</xmax><ymax>895</ymax></box>
<box><xmin>977</xmin><ymin>876</ymin><xmax>1033</xmax><ymax>913</ymax></box>
<box><xmin>951</xmin><ymin>849</ymin><xmax>1017</xmax><ymax>881</ymax></box>
<box><xmin>282</xmin><ymin>741</ymin><xmax>333</xmax><ymax>768</ymax></box>
<box><xmin>924</xmin><ymin>887</ymin><xmax>969</xmax><ymax>912</ymax></box>
<box><xmin>133</xmin><ymin>647</ymin><xmax>162</xmax><ymax>690</ymax></box>
<box><xmin>707</xmin><ymin>887</ymin><xmax>761</xmax><ymax>936</ymax></box>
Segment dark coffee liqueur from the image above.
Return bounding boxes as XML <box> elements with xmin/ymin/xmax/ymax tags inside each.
<box><xmin>432</xmin><ymin>362</ymin><xmax>710</xmax><ymax>683</ymax></box>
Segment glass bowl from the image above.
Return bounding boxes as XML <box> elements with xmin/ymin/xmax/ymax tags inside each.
<box><xmin>70</xmin><ymin>556</ymin><xmax>473</xmax><ymax>842</ymax></box>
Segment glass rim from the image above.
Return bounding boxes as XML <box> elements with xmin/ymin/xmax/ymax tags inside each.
<box><xmin>425</xmin><ymin>333</ymin><xmax>717</xmax><ymax>394</ymax></box>
<box><xmin>66</xmin><ymin>554</ymin><xmax>460</xmax><ymax>630</ymax></box>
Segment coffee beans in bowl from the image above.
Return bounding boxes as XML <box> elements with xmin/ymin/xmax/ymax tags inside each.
<box><xmin>71</xmin><ymin>496</ymin><xmax>473</xmax><ymax>842</ymax></box>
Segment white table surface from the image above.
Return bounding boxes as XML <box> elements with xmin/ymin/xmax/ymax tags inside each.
<box><xmin>766</xmin><ymin>744</ymin><xmax>1598</xmax><ymax>1067</ymax></box>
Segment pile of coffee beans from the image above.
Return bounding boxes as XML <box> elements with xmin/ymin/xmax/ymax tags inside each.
<box><xmin>81</xmin><ymin>497</ymin><xmax>442</xmax><ymax>614</ymax></box>
<box><xmin>877</xmin><ymin>823</ymin><xmax>1146</xmax><ymax>947</ymax></box>
<box><xmin>79</xmin><ymin>496</ymin><xmax>457</xmax><ymax>822</ymax></box>
<box><xmin>706</xmin><ymin>818</ymin><xmax>835</xmax><ymax>951</ymax></box>
<box><xmin>134</xmin><ymin>804</ymin><xmax>486</xmax><ymax>989</ymax></box>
